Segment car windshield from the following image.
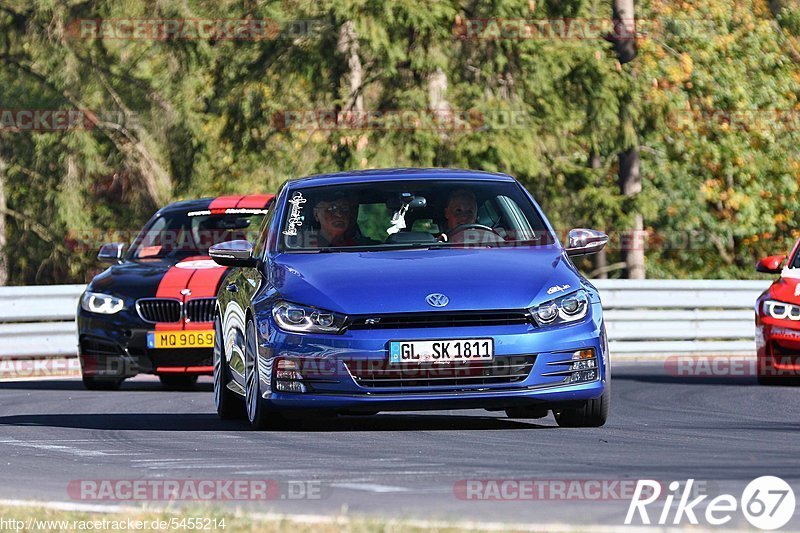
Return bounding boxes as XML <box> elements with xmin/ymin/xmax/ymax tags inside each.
<box><xmin>279</xmin><ymin>180</ymin><xmax>553</xmax><ymax>252</ymax></box>
<box><xmin>129</xmin><ymin>209</ymin><xmax>267</xmax><ymax>259</ymax></box>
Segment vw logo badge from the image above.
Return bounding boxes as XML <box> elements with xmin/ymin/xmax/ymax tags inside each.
<box><xmin>426</xmin><ymin>293</ymin><xmax>449</xmax><ymax>308</ymax></box>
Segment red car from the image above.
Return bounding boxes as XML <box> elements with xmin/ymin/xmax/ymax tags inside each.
<box><xmin>755</xmin><ymin>243</ymin><xmax>800</xmax><ymax>384</ymax></box>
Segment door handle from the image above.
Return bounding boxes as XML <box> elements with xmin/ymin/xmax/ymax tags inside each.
<box><xmin>226</xmin><ymin>283</ymin><xmax>238</xmax><ymax>293</ymax></box>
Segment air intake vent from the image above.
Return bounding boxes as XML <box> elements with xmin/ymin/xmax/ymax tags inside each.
<box><xmin>344</xmin><ymin>355</ymin><xmax>536</xmax><ymax>389</ymax></box>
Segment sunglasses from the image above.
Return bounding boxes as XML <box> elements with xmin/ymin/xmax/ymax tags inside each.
<box><xmin>317</xmin><ymin>203</ymin><xmax>353</xmax><ymax>216</ymax></box>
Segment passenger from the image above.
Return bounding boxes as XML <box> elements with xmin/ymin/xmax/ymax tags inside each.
<box><xmin>313</xmin><ymin>192</ymin><xmax>376</xmax><ymax>247</ymax></box>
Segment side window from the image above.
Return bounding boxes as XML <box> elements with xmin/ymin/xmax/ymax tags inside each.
<box><xmin>411</xmin><ymin>218</ymin><xmax>437</xmax><ymax>234</ymax></box>
<box><xmin>496</xmin><ymin>195</ymin><xmax>535</xmax><ymax>240</ymax></box>
<box><xmin>133</xmin><ymin>216</ymin><xmax>167</xmax><ymax>258</ymax></box>
<box><xmin>254</xmin><ymin>207</ymin><xmax>275</xmax><ymax>259</ymax></box>
<box><xmin>477</xmin><ymin>200</ymin><xmax>501</xmax><ymax>228</ymax></box>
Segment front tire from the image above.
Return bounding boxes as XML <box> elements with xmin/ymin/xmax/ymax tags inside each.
<box><xmin>214</xmin><ymin>314</ymin><xmax>244</xmax><ymax>419</ymax></box>
<box><xmin>554</xmin><ymin>389</ymin><xmax>609</xmax><ymax>427</ymax></box>
<box><xmin>245</xmin><ymin>318</ymin><xmax>273</xmax><ymax>429</ymax></box>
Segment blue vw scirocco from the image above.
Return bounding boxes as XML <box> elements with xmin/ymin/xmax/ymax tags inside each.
<box><xmin>210</xmin><ymin>168</ymin><xmax>610</xmax><ymax>429</ymax></box>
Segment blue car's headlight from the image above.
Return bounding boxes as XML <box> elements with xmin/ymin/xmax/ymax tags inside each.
<box><xmin>531</xmin><ymin>289</ymin><xmax>589</xmax><ymax>327</ymax></box>
<box><xmin>80</xmin><ymin>291</ymin><xmax>125</xmax><ymax>315</ymax></box>
<box><xmin>272</xmin><ymin>301</ymin><xmax>346</xmax><ymax>334</ymax></box>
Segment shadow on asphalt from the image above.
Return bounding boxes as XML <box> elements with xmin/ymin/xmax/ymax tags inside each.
<box><xmin>0</xmin><ymin>412</ymin><xmax>552</xmax><ymax>432</ymax></box>
<box><xmin>0</xmin><ymin>379</ymin><xmax>214</xmax><ymax>392</ymax></box>
<box><xmin>612</xmin><ymin>373</ymin><xmax>759</xmax><ymax>386</ymax></box>
<box><xmin>614</xmin><ymin>373</ymin><xmax>800</xmax><ymax>387</ymax></box>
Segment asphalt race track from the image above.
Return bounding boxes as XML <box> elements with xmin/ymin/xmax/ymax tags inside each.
<box><xmin>0</xmin><ymin>362</ymin><xmax>798</xmax><ymax>529</ymax></box>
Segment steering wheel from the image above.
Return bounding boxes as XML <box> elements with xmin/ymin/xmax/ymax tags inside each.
<box><xmin>446</xmin><ymin>223</ymin><xmax>501</xmax><ymax>237</ymax></box>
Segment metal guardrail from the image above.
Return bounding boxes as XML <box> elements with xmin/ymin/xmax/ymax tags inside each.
<box><xmin>0</xmin><ymin>285</ymin><xmax>84</xmax><ymax>358</ymax></box>
<box><xmin>0</xmin><ymin>280</ymin><xmax>772</xmax><ymax>360</ymax></box>
<box><xmin>593</xmin><ymin>280</ymin><xmax>769</xmax><ymax>355</ymax></box>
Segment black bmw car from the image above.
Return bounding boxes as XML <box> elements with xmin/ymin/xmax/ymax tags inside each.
<box><xmin>77</xmin><ymin>194</ymin><xmax>274</xmax><ymax>390</ymax></box>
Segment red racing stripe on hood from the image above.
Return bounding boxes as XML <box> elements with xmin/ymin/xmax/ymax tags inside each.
<box><xmin>154</xmin><ymin>263</ymin><xmax>195</xmax><ymax>331</ymax></box>
<box><xmin>185</xmin><ymin>260</ymin><xmax>228</xmax><ymax>330</ymax></box>
<box><xmin>154</xmin><ymin>256</ymin><xmax>221</xmax><ymax>331</ymax></box>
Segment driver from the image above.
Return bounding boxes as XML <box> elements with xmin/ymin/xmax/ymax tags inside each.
<box><xmin>443</xmin><ymin>188</ymin><xmax>478</xmax><ymax>232</ymax></box>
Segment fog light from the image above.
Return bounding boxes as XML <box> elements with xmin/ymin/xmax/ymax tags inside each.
<box><xmin>570</xmin><ymin>369</ymin><xmax>598</xmax><ymax>383</ymax></box>
<box><xmin>571</xmin><ymin>359</ymin><xmax>596</xmax><ymax>370</ymax></box>
<box><xmin>274</xmin><ymin>359</ymin><xmax>305</xmax><ymax>393</ymax></box>
<box><xmin>275</xmin><ymin>381</ymin><xmax>305</xmax><ymax>393</ymax></box>
<box><xmin>565</xmin><ymin>349</ymin><xmax>598</xmax><ymax>383</ymax></box>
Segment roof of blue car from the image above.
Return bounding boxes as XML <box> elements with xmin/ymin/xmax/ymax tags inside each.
<box><xmin>289</xmin><ymin>168</ymin><xmax>516</xmax><ymax>187</ymax></box>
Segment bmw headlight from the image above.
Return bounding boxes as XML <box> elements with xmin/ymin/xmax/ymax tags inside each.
<box><xmin>80</xmin><ymin>291</ymin><xmax>125</xmax><ymax>315</ymax></box>
<box><xmin>531</xmin><ymin>289</ymin><xmax>589</xmax><ymax>327</ymax></box>
<box><xmin>763</xmin><ymin>299</ymin><xmax>800</xmax><ymax>321</ymax></box>
<box><xmin>272</xmin><ymin>301</ymin><xmax>346</xmax><ymax>334</ymax></box>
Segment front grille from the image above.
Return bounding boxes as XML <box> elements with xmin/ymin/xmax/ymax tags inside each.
<box><xmin>136</xmin><ymin>298</ymin><xmax>182</xmax><ymax>323</ymax></box>
<box><xmin>344</xmin><ymin>355</ymin><xmax>535</xmax><ymax>389</ymax></box>
<box><xmin>186</xmin><ymin>298</ymin><xmax>216</xmax><ymax>323</ymax></box>
<box><xmin>347</xmin><ymin>311</ymin><xmax>531</xmax><ymax>330</ymax></box>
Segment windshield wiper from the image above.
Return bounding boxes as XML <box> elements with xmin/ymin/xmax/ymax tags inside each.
<box><xmin>296</xmin><ymin>243</ymin><xmax>438</xmax><ymax>253</ymax></box>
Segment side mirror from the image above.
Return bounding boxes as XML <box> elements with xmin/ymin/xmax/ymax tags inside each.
<box><xmin>565</xmin><ymin>229</ymin><xmax>608</xmax><ymax>257</ymax></box>
<box><xmin>756</xmin><ymin>254</ymin><xmax>786</xmax><ymax>274</ymax></box>
<box><xmin>97</xmin><ymin>243</ymin><xmax>125</xmax><ymax>263</ymax></box>
<box><xmin>209</xmin><ymin>240</ymin><xmax>258</xmax><ymax>268</ymax></box>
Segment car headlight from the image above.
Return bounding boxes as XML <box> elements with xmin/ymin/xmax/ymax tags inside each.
<box><xmin>531</xmin><ymin>289</ymin><xmax>589</xmax><ymax>327</ymax></box>
<box><xmin>80</xmin><ymin>291</ymin><xmax>125</xmax><ymax>315</ymax></box>
<box><xmin>272</xmin><ymin>301</ymin><xmax>346</xmax><ymax>334</ymax></box>
<box><xmin>763</xmin><ymin>299</ymin><xmax>800</xmax><ymax>321</ymax></box>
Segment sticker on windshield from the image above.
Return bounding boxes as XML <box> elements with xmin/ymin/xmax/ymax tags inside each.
<box><xmin>283</xmin><ymin>192</ymin><xmax>307</xmax><ymax>236</ymax></box>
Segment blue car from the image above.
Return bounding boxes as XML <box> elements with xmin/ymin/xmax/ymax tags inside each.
<box><xmin>210</xmin><ymin>168</ymin><xmax>610</xmax><ymax>428</ymax></box>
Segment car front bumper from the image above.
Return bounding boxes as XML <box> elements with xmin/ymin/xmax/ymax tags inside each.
<box><xmin>252</xmin><ymin>303</ymin><xmax>609</xmax><ymax>413</ymax></box>
<box><xmin>77</xmin><ymin>309</ymin><xmax>214</xmax><ymax>378</ymax></box>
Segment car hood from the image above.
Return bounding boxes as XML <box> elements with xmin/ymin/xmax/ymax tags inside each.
<box><xmin>89</xmin><ymin>256</ymin><xmax>228</xmax><ymax>299</ymax></box>
<box><xmin>270</xmin><ymin>247</ymin><xmax>583</xmax><ymax>315</ymax></box>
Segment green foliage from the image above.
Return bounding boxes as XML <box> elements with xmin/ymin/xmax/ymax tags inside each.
<box><xmin>0</xmin><ymin>0</ymin><xmax>798</xmax><ymax>283</ymax></box>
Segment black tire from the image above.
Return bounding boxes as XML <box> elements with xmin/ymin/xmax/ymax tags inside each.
<box><xmin>214</xmin><ymin>314</ymin><xmax>245</xmax><ymax>419</ymax></box>
<box><xmin>245</xmin><ymin>319</ymin><xmax>278</xmax><ymax>429</ymax></box>
<box><xmin>554</xmin><ymin>389</ymin><xmax>609</xmax><ymax>427</ymax></box>
<box><xmin>82</xmin><ymin>376</ymin><xmax>123</xmax><ymax>391</ymax></box>
<box><xmin>757</xmin><ymin>375</ymin><xmax>797</xmax><ymax>386</ymax></box>
<box><xmin>159</xmin><ymin>375</ymin><xmax>198</xmax><ymax>391</ymax></box>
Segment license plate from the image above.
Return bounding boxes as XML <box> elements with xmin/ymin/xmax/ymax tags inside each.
<box><xmin>389</xmin><ymin>339</ymin><xmax>494</xmax><ymax>364</ymax></box>
<box><xmin>147</xmin><ymin>331</ymin><xmax>215</xmax><ymax>349</ymax></box>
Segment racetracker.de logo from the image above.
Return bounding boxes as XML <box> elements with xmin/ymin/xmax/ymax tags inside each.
<box><xmin>454</xmin><ymin>479</ymin><xmax>655</xmax><ymax>501</ymax></box>
<box><xmin>66</xmin><ymin>18</ymin><xmax>328</xmax><ymax>41</ymax></box>
<box><xmin>68</xmin><ymin>479</ymin><xmax>325</xmax><ymax>501</ymax></box>
<box><xmin>664</xmin><ymin>356</ymin><xmax>800</xmax><ymax>378</ymax></box>
<box><xmin>0</xmin><ymin>109</ymin><xmax>97</xmax><ymax>132</ymax></box>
